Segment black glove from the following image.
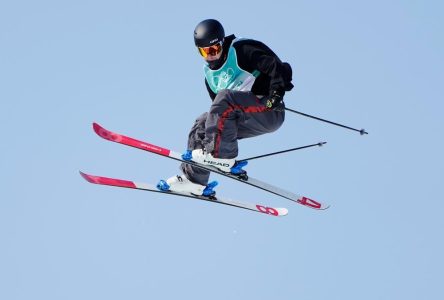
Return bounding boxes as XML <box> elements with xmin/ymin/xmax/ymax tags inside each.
<box><xmin>265</xmin><ymin>90</ymin><xmax>284</xmax><ymax>109</ymax></box>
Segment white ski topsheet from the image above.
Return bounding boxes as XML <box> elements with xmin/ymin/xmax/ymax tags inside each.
<box><xmin>92</xmin><ymin>122</ymin><xmax>329</xmax><ymax>210</ymax></box>
<box><xmin>80</xmin><ymin>171</ymin><xmax>288</xmax><ymax>217</ymax></box>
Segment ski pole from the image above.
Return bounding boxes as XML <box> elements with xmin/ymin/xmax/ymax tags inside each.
<box><xmin>284</xmin><ymin>107</ymin><xmax>368</xmax><ymax>135</ymax></box>
<box><xmin>238</xmin><ymin>142</ymin><xmax>326</xmax><ymax>162</ymax></box>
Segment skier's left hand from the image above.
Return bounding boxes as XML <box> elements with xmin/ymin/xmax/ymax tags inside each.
<box><xmin>266</xmin><ymin>91</ymin><xmax>284</xmax><ymax>109</ymax></box>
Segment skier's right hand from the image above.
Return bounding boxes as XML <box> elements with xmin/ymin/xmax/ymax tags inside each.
<box><xmin>266</xmin><ymin>91</ymin><xmax>284</xmax><ymax>110</ymax></box>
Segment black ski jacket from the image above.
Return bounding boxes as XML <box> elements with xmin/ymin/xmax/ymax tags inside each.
<box><xmin>205</xmin><ymin>34</ymin><xmax>294</xmax><ymax>101</ymax></box>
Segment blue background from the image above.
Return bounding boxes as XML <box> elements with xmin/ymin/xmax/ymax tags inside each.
<box><xmin>1</xmin><ymin>1</ymin><xmax>443</xmax><ymax>299</ymax></box>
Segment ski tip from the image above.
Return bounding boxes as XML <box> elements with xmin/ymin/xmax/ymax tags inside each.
<box><xmin>296</xmin><ymin>197</ymin><xmax>330</xmax><ymax>210</ymax></box>
<box><xmin>79</xmin><ymin>171</ymin><xmax>96</xmax><ymax>184</ymax></box>
<box><xmin>277</xmin><ymin>208</ymin><xmax>289</xmax><ymax>216</ymax></box>
<box><xmin>256</xmin><ymin>205</ymin><xmax>289</xmax><ymax>216</ymax></box>
<box><xmin>92</xmin><ymin>122</ymin><xmax>120</xmax><ymax>142</ymax></box>
<box><xmin>92</xmin><ymin>122</ymin><xmax>105</xmax><ymax>136</ymax></box>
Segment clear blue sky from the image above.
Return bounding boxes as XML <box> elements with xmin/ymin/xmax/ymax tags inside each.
<box><xmin>1</xmin><ymin>1</ymin><xmax>443</xmax><ymax>299</ymax></box>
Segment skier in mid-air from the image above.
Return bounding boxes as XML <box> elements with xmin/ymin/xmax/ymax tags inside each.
<box><xmin>163</xmin><ymin>19</ymin><xmax>294</xmax><ymax>196</ymax></box>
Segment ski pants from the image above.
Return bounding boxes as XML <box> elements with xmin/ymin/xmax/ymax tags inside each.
<box><xmin>180</xmin><ymin>89</ymin><xmax>285</xmax><ymax>186</ymax></box>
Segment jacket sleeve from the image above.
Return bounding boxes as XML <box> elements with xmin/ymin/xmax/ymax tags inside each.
<box><xmin>239</xmin><ymin>41</ymin><xmax>293</xmax><ymax>96</ymax></box>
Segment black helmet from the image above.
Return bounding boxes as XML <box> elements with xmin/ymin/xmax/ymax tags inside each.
<box><xmin>194</xmin><ymin>19</ymin><xmax>225</xmax><ymax>47</ymax></box>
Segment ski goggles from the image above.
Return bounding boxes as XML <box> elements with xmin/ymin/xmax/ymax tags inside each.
<box><xmin>197</xmin><ymin>41</ymin><xmax>223</xmax><ymax>58</ymax></box>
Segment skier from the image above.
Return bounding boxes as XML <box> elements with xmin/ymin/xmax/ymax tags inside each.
<box><xmin>162</xmin><ymin>19</ymin><xmax>294</xmax><ymax>196</ymax></box>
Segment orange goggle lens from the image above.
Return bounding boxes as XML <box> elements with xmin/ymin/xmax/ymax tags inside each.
<box><xmin>198</xmin><ymin>42</ymin><xmax>223</xmax><ymax>58</ymax></box>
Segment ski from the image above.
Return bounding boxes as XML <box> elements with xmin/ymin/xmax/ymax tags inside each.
<box><xmin>92</xmin><ymin>122</ymin><xmax>329</xmax><ymax>210</ymax></box>
<box><xmin>80</xmin><ymin>171</ymin><xmax>288</xmax><ymax>217</ymax></box>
